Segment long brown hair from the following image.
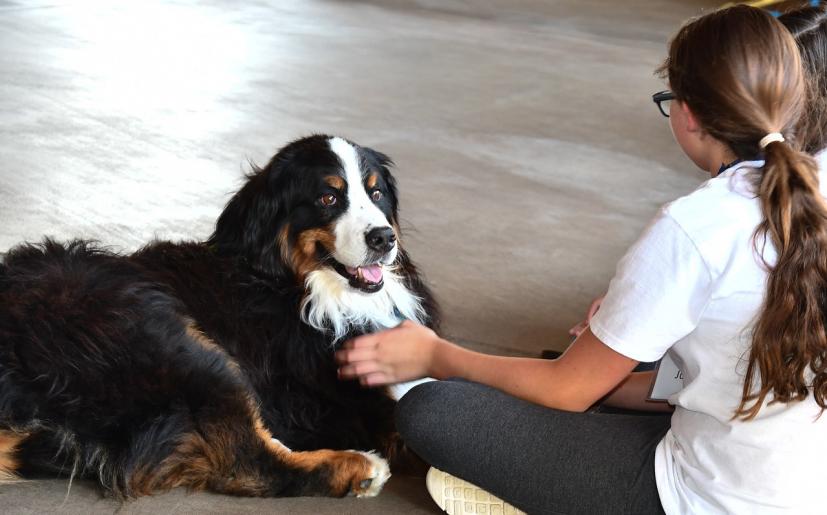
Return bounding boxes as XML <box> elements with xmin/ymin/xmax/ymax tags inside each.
<box><xmin>662</xmin><ymin>5</ymin><xmax>827</xmax><ymax>420</ymax></box>
<box><xmin>780</xmin><ymin>5</ymin><xmax>827</xmax><ymax>154</ymax></box>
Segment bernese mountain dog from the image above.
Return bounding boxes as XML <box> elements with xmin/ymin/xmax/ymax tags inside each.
<box><xmin>0</xmin><ymin>135</ymin><xmax>439</xmax><ymax>499</ymax></box>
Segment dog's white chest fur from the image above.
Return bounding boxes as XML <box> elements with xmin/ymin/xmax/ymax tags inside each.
<box><xmin>301</xmin><ymin>266</ymin><xmax>425</xmax><ymax>343</ymax></box>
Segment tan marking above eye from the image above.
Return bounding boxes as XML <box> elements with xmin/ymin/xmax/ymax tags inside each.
<box><xmin>320</xmin><ymin>193</ymin><xmax>337</xmax><ymax>206</ymax></box>
<box><xmin>366</xmin><ymin>174</ymin><xmax>379</xmax><ymax>189</ymax></box>
<box><xmin>324</xmin><ymin>175</ymin><xmax>345</xmax><ymax>189</ymax></box>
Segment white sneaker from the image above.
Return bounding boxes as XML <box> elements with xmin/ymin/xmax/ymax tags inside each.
<box><xmin>425</xmin><ymin>467</ymin><xmax>526</xmax><ymax>515</ymax></box>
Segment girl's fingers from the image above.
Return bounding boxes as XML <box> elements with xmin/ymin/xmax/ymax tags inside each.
<box><xmin>360</xmin><ymin>372</ymin><xmax>393</xmax><ymax>387</ymax></box>
<box><xmin>335</xmin><ymin>346</ymin><xmax>378</xmax><ymax>365</ymax></box>
<box><xmin>569</xmin><ymin>321</ymin><xmax>587</xmax><ymax>336</ymax></box>
<box><xmin>569</xmin><ymin>295</ymin><xmax>604</xmax><ymax>337</ymax></box>
<box><xmin>340</xmin><ymin>334</ymin><xmax>379</xmax><ymax>350</ymax></box>
<box><xmin>338</xmin><ymin>360</ymin><xmax>383</xmax><ymax>379</ymax></box>
<box><xmin>586</xmin><ymin>296</ymin><xmax>605</xmax><ymax>320</ymax></box>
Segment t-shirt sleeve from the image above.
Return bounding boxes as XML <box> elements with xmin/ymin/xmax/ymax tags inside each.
<box><xmin>589</xmin><ymin>210</ymin><xmax>714</xmax><ymax>362</ymax></box>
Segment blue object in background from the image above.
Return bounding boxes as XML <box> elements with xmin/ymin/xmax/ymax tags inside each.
<box><xmin>767</xmin><ymin>0</ymin><xmax>821</xmax><ymax>17</ymax></box>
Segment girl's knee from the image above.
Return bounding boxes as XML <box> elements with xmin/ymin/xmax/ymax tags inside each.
<box><xmin>395</xmin><ymin>379</ymin><xmax>493</xmax><ymax>451</ymax></box>
<box><xmin>395</xmin><ymin>379</ymin><xmax>464</xmax><ymax>446</ymax></box>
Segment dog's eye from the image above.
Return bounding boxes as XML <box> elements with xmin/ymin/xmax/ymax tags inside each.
<box><xmin>320</xmin><ymin>194</ymin><xmax>337</xmax><ymax>207</ymax></box>
<box><xmin>371</xmin><ymin>190</ymin><xmax>383</xmax><ymax>202</ymax></box>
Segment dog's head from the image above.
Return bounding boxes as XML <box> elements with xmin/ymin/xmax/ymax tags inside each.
<box><xmin>209</xmin><ymin>135</ymin><xmax>426</xmax><ymax>340</ymax></box>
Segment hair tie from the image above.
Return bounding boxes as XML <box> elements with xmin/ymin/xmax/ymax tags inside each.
<box><xmin>759</xmin><ymin>132</ymin><xmax>785</xmax><ymax>148</ymax></box>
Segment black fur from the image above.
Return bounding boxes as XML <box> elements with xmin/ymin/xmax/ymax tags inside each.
<box><xmin>0</xmin><ymin>135</ymin><xmax>439</xmax><ymax>497</ymax></box>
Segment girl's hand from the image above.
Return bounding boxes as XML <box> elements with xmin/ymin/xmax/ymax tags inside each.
<box><xmin>568</xmin><ymin>295</ymin><xmax>605</xmax><ymax>338</ymax></box>
<box><xmin>335</xmin><ymin>320</ymin><xmax>440</xmax><ymax>386</ymax></box>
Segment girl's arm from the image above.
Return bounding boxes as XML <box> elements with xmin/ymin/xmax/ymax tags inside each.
<box><xmin>336</xmin><ymin>321</ymin><xmax>641</xmax><ymax>413</ymax></box>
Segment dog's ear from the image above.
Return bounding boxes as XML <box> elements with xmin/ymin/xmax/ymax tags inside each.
<box><xmin>208</xmin><ymin>164</ymin><xmax>290</xmax><ymax>279</ymax></box>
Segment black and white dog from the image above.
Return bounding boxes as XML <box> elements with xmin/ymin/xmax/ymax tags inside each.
<box><xmin>0</xmin><ymin>135</ymin><xmax>439</xmax><ymax>498</ymax></box>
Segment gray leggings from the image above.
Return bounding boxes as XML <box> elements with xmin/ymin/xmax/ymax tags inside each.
<box><xmin>396</xmin><ymin>379</ymin><xmax>670</xmax><ymax>515</ymax></box>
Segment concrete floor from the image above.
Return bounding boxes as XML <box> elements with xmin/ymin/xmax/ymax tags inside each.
<box><xmin>0</xmin><ymin>0</ymin><xmax>717</xmax><ymax>512</ymax></box>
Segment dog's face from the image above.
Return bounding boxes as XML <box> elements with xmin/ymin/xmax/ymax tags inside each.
<box><xmin>296</xmin><ymin>136</ymin><xmax>399</xmax><ymax>294</ymax></box>
<box><xmin>210</xmin><ymin>135</ymin><xmax>424</xmax><ymax>339</ymax></box>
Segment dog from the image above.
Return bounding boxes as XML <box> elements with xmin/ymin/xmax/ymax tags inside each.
<box><xmin>0</xmin><ymin>135</ymin><xmax>439</xmax><ymax>499</ymax></box>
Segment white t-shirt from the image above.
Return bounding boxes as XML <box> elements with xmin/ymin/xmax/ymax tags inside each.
<box><xmin>590</xmin><ymin>159</ymin><xmax>827</xmax><ymax>514</ymax></box>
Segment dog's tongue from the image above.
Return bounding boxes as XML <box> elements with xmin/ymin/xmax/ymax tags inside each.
<box><xmin>344</xmin><ymin>264</ymin><xmax>384</xmax><ymax>284</ymax></box>
<box><xmin>360</xmin><ymin>265</ymin><xmax>383</xmax><ymax>283</ymax></box>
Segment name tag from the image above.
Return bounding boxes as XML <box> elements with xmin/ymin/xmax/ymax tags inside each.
<box><xmin>647</xmin><ymin>352</ymin><xmax>684</xmax><ymax>402</ymax></box>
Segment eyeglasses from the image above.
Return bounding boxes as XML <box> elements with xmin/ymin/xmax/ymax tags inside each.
<box><xmin>652</xmin><ymin>90</ymin><xmax>675</xmax><ymax>117</ymax></box>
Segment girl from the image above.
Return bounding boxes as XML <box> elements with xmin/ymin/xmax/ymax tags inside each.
<box><xmin>562</xmin><ymin>3</ymin><xmax>827</xmax><ymax>408</ymax></box>
<box><xmin>337</xmin><ymin>5</ymin><xmax>827</xmax><ymax>514</ymax></box>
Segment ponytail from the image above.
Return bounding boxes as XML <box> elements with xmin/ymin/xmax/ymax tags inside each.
<box><xmin>736</xmin><ymin>140</ymin><xmax>827</xmax><ymax>419</ymax></box>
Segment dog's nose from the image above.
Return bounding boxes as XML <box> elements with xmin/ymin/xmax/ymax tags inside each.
<box><xmin>365</xmin><ymin>227</ymin><xmax>396</xmax><ymax>253</ymax></box>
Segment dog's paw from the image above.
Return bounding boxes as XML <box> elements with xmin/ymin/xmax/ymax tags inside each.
<box><xmin>346</xmin><ymin>450</ymin><xmax>391</xmax><ymax>498</ymax></box>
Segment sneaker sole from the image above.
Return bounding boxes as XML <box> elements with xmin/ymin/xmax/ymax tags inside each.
<box><xmin>425</xmin><ymin>467</ymin><xmax>526</xmax><ymax>515</ymax></box>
